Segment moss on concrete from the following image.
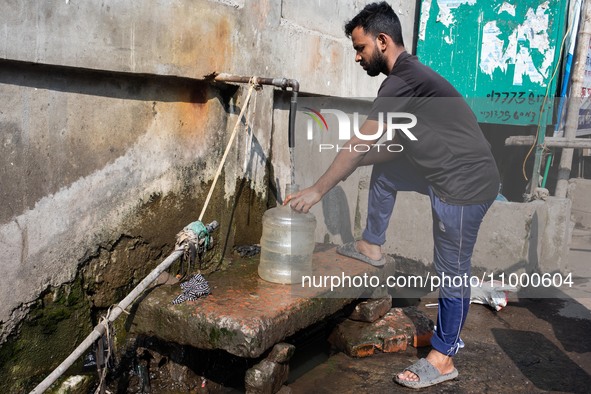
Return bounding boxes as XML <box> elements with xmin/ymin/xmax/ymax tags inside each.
<box><xmin>0</xmin><ymin>279</ymin><xmax>93</xmax><ymax>394</ymax></box>
<box><xmin>208</xmin><ymin>326</ymin><xmax>236</xmax><ymax>348</ymax></box>
<box><xmin>0</xmin><ymin>177</ymin><xmax>270</xmax><ymax>392</ymax></box>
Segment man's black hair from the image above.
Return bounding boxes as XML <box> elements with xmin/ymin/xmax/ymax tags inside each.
<box><xmin>344</xmin><ymin>2</ymin><xmax>404</xmax><ymax>47</ymax></box>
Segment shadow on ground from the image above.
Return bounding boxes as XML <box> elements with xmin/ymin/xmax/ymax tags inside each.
<box><xmin>492</xmin><ymin>328</ymin><xmax>591</xmax><ymax>393</ymax></box>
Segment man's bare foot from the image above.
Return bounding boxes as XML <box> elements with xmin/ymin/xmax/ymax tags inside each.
<box><xmin>397</xmin><ymin>350</ymin><xmax>455</xmax><ymax>382</ymax></box>
<box><xmin>355</xmin><ymin>239</ymin><xmax>383</xmax><ymax>261</ymax></box>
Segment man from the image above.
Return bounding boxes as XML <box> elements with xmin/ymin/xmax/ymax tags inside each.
<box><xmin>285</xmin><ymin>1</ymin><xmax>500</xmax><ymax>389</ymax></box>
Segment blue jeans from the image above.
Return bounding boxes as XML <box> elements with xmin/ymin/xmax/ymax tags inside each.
<box><xmin>362</xmin><ymin>158</ymin><xmax>493</xmax><ymax>356</ymax></box>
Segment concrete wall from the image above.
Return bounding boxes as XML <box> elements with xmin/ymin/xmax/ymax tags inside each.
<box><xmin>305</xmin><ymin>167</ymin><xmax>574</xmax><ymax>276</ymax></box>
<box><xmin>0</xmin><ymin>0</ymin><xmax>419</xmax><ymax>350</ymax></box>
<box><xmin>0</xmin><ymin>0</ymin><xmax>417</xmax><ymax>97</ymax></box>
<box><xmin>0</xmin><ymin>0</ymin><xmax>579</xmax><ymax>389</ymax></box>
<box><xmin>569</xmin><ymin>178</ymin><xmax>591</xmax><ymax>229</ymax></box>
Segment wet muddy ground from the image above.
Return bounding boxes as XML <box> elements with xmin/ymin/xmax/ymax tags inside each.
<box><xmin>109</xmin><ymin>291</ymin><xmax>591</xmax><ymax>393</ymax></box>
<box><xmin>288</xmin><ymin>293</ymin><xmax>591</xmax><ymax>393</ymax></box>
<box><xmin>288</xmin><ymin>229</ymin><xmax>591</xmax><ymax>393</ymax></box>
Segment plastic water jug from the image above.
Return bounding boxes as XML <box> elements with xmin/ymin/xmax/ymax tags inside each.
<box><xmin>258</xmin><ymin>184</ymin><xmax>316</xmax><ymax>284</ymax></box>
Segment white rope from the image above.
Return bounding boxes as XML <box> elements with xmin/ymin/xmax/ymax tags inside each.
<box><xmin>243</xmin><ymin>85</ymin><xmax>259</xmax><ymax>173</ymax></box>
<box><xmin>198</xmin><ymin>78</ymin><xmax>258</xmax><ymax>221</ymax></box>
<box><xmin>94</xmin><ymin>308</ymin><xmax>114</xmax><ymax>394</ymax></box>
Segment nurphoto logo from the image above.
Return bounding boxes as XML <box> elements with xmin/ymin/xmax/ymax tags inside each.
<box><xmin>304</xmin><ymin>108</ymin><xmax>418</xmax><ymax>153</ymax></box>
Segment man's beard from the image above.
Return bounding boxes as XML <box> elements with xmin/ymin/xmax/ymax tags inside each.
<box><xmin>362</xmin><ymin>47</ymin><xmax>388</xmax><ymax>76</ymax></box>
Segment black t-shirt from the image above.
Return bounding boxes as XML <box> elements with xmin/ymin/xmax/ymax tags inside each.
<box><xmin>367</xmin><ymin>51</ymin><xmax>500</xmax><ymax>204</ymax></box>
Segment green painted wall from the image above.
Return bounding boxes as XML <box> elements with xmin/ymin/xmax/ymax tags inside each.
<box><xmin>416</xmin><ymin>0</ymin><xmax>567</xmax><ymax>126</ymax></box>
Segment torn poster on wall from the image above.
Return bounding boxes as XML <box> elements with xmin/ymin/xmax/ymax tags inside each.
<box><xmin>479</xmin><ymin>2</ymin><xmax>554</xmax><ymax>87</ymax></box>
<box><xmin>416</xmin><ymin>0</ymin><xmax>566</xmax><ymax>126</ymax></box>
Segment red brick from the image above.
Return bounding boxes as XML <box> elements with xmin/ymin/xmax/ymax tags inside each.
<box><xmin>349</xmin><ymin>343</ymin><xmax>377</xmax><ymax>358</ymax></box>
<box><xmin>349</xmin><ymin>295</ymin><xmax>392</xmax><ymax>323</ymax></box>
<box><xmin>382</xmin><ymin>334</ymin><xmax>408</xmax><ymax>353</ymax></box>
<box><xmin>328</xmin><ymin>307</ymin><xmax>434</xmax><ymax>358</ymax></box>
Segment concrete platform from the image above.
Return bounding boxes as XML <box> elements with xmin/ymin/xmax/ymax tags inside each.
<box><xmin>129</xmin><ymin>244</ymin><xmax>387</xmax><ymax>358</ymax></box>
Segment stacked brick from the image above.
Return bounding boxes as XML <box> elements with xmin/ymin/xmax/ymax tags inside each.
<box><xmin>329</xmin><ymin>296</ymin><xmax>434</xmax><ymax>357</ymax></box>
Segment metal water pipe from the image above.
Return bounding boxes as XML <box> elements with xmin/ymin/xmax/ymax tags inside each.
<box><xmin>213</xmin><ymin>73</ymin><xmax>300</xmax><ymax>184</ymax></box>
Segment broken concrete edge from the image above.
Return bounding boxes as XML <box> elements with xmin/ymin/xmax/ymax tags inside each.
<box><xmin>267</xmin><ymin>343</ymin><xmax>296</xmax><ymax>364</ymax></box>
<box><xmin>208</xmin><ymin>297</ymin><xmax>357</xmax><ymax>358</ymax></box>
<box><xmin>349</xmin><ymin>295</ymin><xmax>393</xmax><ymax>323</ymax></box>
<box><xmin>245</xmin><ymin>343</ymin><xmax>296</xmax><ymax>394</ymax></box>
<box><xmin>129</xmin><ymin>286</ymin><xmax>360</xmax><ymax>358</ymax></box>
<box><xmin>245</xmin><ymin>360</ymin><xmax>289</xmax><ymax>394</ymax></box>
<box><xmin>401</xmin><ymin>305</ymin><xmax>435</xmax><ymax>348</ymax></box>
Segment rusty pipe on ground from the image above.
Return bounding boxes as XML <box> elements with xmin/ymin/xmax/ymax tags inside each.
<box><xmin>213</xmin><ymin>73</ymin><xmax>300</xmax><ymax>184</ymax></box>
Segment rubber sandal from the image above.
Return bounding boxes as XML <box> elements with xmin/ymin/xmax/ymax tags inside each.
<box><xmin>393</xmin><ymin>358</ymin><xmax>458</xmax><ymax>389</ymax></box>
<box><xmin>336</xmin><ymin>241</ymin><xmax>386</xmax><ymax>267</ymax></box>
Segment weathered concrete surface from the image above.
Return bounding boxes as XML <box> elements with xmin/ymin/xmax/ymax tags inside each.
<box><xmin>129</xmin><ymin>246</ymin><xmax>387</xmax><ymax>358</ymax></box>
<box><xmin>569</xmin><ymin>178</ymin><xmax>591</xmax><ymax>229</ymax></box>
<box><xmin>245</xmin><ymin>359</ymin><xmax>289</xmax><ymax>394</ymax></box>
<box><xmin>330</xmin><ymin>180</ymin><xmax>574</xmax><ymax>275</ymax></box>
<box><xmin>0</xmin><ymin>0</ymin><xmax>418</xmax><ymax>351</ymax></box>
<box><xmin>282</xmin><ymin>0</ymin><xmax>418</xmax><ymax>51</ymax></box>
<box><xmin>267</xmin><ymin>343</ymin><xmax>296</xmax><ymax>364</ymax></box>
<box><xmin>0</xmin><ymin>68</ymin><xmax>262</xmax><ymax>340</ymax></box>
<box><xmin>348</xmin><ymin>295</ymin><xmax>392</xmax><ymax>323</ymax></box>
<box><xmin>0</xmin><ymin>0</ymin><xmax>418</xmax><ymax>98</ymax></box>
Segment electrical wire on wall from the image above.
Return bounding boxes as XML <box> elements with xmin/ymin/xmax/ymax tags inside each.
<box><xmin>521</xmin><ymin>8</ymin><xmax>575</xmax><ymax>182</ymax></box>
<box><xmin>521</xmin><ymin>0</ymin><xmax>582</xmax><ymax>185</ymax></box>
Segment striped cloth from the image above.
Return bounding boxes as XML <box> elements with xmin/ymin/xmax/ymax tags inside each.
<box><xmin>171</xmin><ymin>273</ymin><xmax>211</xmax><ymax>304</ymax></box>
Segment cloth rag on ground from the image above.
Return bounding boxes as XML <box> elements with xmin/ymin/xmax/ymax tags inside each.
<box><xmin>171</xmin><ymin>273</ymin><xmax>211</xmax><ymax>304</ymax></box>
<box><xmin>470</xmin><ymin>280</ymin><xmax>518</xmax><ymax>311</ymax></box>
<box><xmin>174</xmin><ymin>220</ymin><xmax>214</xmax><ymax>279</ymax></box>
<box><xmin>234</xmin><ymin>244</ymin><xmax>261</xmax><ymax>258</ymax></box>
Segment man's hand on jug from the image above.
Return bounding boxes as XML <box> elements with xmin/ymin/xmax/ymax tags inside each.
<box><xmin>284</xmin><ymin>186</ymin><xmax>322</xmax><ymax>213</ymax></box>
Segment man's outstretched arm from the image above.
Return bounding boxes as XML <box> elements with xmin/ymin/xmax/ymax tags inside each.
<box><xmin>286</xmin><ymin>119</ymin><xmax>401</xmax><ymax>213</ymax></box>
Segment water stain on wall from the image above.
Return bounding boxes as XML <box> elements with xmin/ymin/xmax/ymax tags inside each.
<box><xmin>0</xmin><ymin>60</ymin><xmax>231</xmax><ymax>225</ymax></box>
